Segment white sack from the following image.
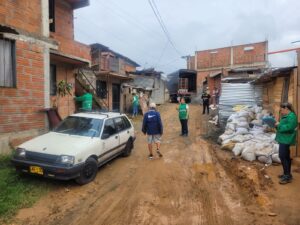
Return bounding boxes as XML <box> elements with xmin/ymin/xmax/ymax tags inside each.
<box><xmin>241</xmin><ymin>148</ymin><xmax>256</xmax><ymax>162</ymax></box>
<box><xmin>236</xmin><ymin>121</ymin><xmax>249</xmax><ymax>129</ymax></box>
<box><xmin>236</xmin><ymin>127</ymin><xmax>249</xmax><ymax>135</ymax></box>
<box><xmin>272</xmin><ymin>154</ymin><xmax>281</xmax><ymax>163</ymax></box>
<box><xmin>232</xmin><ymin>143</ymin><xmax>245</xmax><ymax>156</ymax></box>
<box><xmin>226</xmin><ymin>123</ymin><xmax>236</xmax><ymax>131</ymax></box>
<box><xmin>272</xmin><ymin>144</ymin><xmax>279</xmax><ymax>154</ymax></box>
<box><xmin>257</xmin><ymin>155</ymin><xmax>272</xmax><ymax>164</ymax></box>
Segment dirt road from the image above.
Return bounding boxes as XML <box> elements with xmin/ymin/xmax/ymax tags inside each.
<box><xmin>13</xmin><ymin>104</ymin><xmax>284</xmax><ymax>225</ymax></box>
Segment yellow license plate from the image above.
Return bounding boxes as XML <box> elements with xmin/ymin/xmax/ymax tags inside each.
<box><xmin>29</xmin><ymin>166</ymin><xmax>44</xmax><ymax>175</ymax></box>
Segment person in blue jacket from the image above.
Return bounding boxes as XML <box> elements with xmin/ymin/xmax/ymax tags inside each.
<box><xmin>142</xmin><ymin>102</ymin><xmax>163</xmax><ymax>160</ymax></box>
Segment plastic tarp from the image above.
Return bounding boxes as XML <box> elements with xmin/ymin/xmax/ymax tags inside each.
<box><xmin>219</xmin><ymin>83</ymin><xmax>262</xmax><ymax>126</ymax></box>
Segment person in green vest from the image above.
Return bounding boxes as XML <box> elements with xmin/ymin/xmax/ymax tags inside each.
<box><xmin>275</xmin><ymin>102</ymin><xmax>298</xmax><ymax>184</ymax></box>
<box><xmin>74</xmin><ymin>90</ymin><xmax>93</xmax><ymax>111</ymax></box>
<box><xmin>132</xmin><ymin>93</ymin><xmax>139</xmax><ymax>117</ymax></box>
<box><xmin>177</xmin><ymin>97</ymin><xmax>189</xmax><ymax>136</ymax></box>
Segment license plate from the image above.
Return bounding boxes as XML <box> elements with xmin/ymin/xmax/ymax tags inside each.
<box><xmin>29</xmin><ymin>166</ymin><xmax>43</xmax><ymax>175</ymax></box>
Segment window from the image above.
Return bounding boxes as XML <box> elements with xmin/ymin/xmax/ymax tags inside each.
<box><xmin>122</xmin><ymin>116</ymin><xmax>132</xmax><ymax>129</ymax></box>
<box><xmin>102</xmin><ymin>119</ymin><xmax>117</xmax><ymax>137</ymax></box>
<box><xmin>114</xmin><ymin>117</ymin><xmax>126</xmax><ymax>132</ymax></box>
<box><xmin>96</xmin><ymin>80</ymin><xmax>107</xmax><ymax>99</ymax></box>
<box><xmin>49</xmin><ymin>0</ymin><xmax>55</xmax><ymax>32</ymax></box>
<box><xmin>244</xmin><ymin>46</ymin><xmax>254</xmax><ymax>51</ymax></box>
<box><xmin>0</xmin><ymin>38</ymin><xmax>16</xmax><ymax>88</ymax></box>
<box><xmin>54</xmin><ymin>116</ymin><xmax>103</xmax><ymax>137</ymax></box>
<box><xmin>50</xmin><ymin>64</ymin><xmax>57</xmax><ymax>96</ymax></box>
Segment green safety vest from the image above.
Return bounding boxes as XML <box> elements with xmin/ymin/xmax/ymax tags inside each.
<box><xmin>178</xmin><ymin>103</ymin><xmax>188</xmax><ymax>120</ymax></box>
<box><xmin>133</xmin><ymin>95</ymin><xmax>139</xmax><ymax>106</ymax></box>
<box><xmin>75</xmin><ymin>93</ymin><xmax>93</xmax><ymax>110</ymax></box>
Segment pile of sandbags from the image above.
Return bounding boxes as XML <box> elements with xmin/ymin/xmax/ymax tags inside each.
<box><xmin>219</xmin><ymin>105</ymin><xmax>280</xmax><ymax>164</ymax></box>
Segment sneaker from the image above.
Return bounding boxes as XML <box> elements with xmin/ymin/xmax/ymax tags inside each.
<box><xmin>156</xmin><ymin>150</ymin><xmax>163</xmax><ymax>157</ymax></box>
<box><xmin>279</xmin><ymin>176</ymin><xmax>292</xmax><ymax>185</ymax></box>
<box><xmin>278</xmin><ymin>174</ymin><xmax>293</xmax><ymax>179</ymax></box>
<box><xmin>148</xmin><ymin>154</ymin><xmax>153</xmax><ymax>160</ymax></box>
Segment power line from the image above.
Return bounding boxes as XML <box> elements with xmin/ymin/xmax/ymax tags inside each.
<box><xmin>148</xmin><ymin>0</ymin><xmax>183</xmax><ymax>56</ymax></box>
<box><xmin>94</xmin><ymin>0</ymin><xmax>165</xmax><ymax>41</ymax></box>
<box><xmin>78</xmin><ymin>15</ymin><xmax>159</xmax><ymax>63</ymax></box>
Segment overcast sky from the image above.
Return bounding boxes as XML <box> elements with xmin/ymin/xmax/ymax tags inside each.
<box><xmin>74</xmin><ymin>0</ymin><xmax>300</xmax><ymax>74</ymax></box>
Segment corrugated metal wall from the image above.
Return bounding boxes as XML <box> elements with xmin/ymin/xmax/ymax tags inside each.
<box><xmin>219</xmin><ymin>83</ymin><xmax>263</xmax><ymax>126</ymax></box>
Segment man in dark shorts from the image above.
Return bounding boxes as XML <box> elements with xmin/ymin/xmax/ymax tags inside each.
<box><xmin>142</xmin><ymin>102</ymin><xmax>163</xmax><ymax>160</ymax></box>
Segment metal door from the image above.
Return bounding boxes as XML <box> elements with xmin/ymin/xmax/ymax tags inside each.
<box><xmin>112</xmin><ymin>83</ymin><xmax>120</xmax><ymax>112</ymax></box>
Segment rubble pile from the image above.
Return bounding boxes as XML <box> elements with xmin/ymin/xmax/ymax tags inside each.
<box><xmin>219</xmin><ymin>105</ymin><xmax>280</xmax><ymax>164</ymax></box>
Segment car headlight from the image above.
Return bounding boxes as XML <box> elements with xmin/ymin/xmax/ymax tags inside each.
<box><xmin>60</xmin><ymin>155</ymin><xmax>75</xmax><ymax>165</ymax></box>
<box><xmin>15</xmin><ymin>148</ymin><xmax>26</xmax><ymax>158</ymax></box>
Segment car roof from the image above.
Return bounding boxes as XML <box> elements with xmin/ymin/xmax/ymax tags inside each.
<box><xmin>70</xmin><ymin>112</ymin><xmax>126</xmax><ymax>120</ymax></box>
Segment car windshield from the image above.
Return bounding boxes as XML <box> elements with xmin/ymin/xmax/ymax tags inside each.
<box><xmin>53</xmin><ymin>116</ymin><xmax>103</xmax><ymax>137</ymax></box>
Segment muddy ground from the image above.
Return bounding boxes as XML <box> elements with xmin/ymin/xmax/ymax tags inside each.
<box><xmin>10</xmin><ymin>103</ymin><xmax>300</xmax><ymax>225</ymax></box>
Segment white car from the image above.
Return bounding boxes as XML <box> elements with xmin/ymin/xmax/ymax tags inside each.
<box><xmin>11</xmin><ymin>112</ymin><xmax>135</xmax><ymax>185</ymax></box>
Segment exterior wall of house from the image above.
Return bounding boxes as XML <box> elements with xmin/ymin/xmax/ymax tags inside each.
<box><xmin>261</xmin><ymin>77</ymin><xmax>284</xmax><ymax>121</ymax></box>
<box><xmin>0</xmin><ymin>0</ymin><xmax>42</xmax><ymax>35</ymax></box>
<box><xmin>0</xmin><ymin>41</ymin><xmax>45</xmax><ymax>132</ymax></box>
<box><xmin>196</xmin><ymin>41</ymin><xmax>267</xmax><ymax>70</ymax></box>
<box><xmin>0</xmin><ymin>1</ymin><xmax>46</xmax><ymax>153</ymax></box>
<box><xmin>197</xmin><ymin>71</ymin><xmax>209</xmax><ymax>93</ymax></box>
<box><xmin>50</xmin><ymin>0</ymin><xmax>90</xmax><ymax>60</ymax></box>
<box><xmin>194</xmin><ymin>41</ymin><xmax>268</xmax><ymax>95</ymax></box>
<box><xmin>0</xmin><ymin>0</ymin><xmax>90</xmax><ymax>154</ymax></box>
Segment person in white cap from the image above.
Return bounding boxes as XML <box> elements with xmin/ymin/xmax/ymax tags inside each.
<box><xmin>142</xmin><ymin>102</ymin><xmax>163</xmax><ymax>159</ymax></box>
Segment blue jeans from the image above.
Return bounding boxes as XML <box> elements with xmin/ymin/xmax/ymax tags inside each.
<box><xmin>133</xmin><ymin>105</ymin><xmax>138</xmax><ymax>116</ymax></box>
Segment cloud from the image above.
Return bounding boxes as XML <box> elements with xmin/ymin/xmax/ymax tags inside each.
<box><xmin>74</xmin><ymin>0</ymin><xmax>300</xmax><ymax>73</ymax></box>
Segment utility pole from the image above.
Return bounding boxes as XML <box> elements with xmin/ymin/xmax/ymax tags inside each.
<box><xmin>181</xmin><ymin>55</ymin><xmax>191</xmax><ymax>69</ymax></box>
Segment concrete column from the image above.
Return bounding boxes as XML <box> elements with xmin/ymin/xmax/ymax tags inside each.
<box><xmin>44</xmin><ymin>47</ymin><xmax>50</xmax><ymax>108</ymax></box>
<box><xmin>41</xmin><ymin>0</ymin><xmax>49</xmax><ymax>37</ymax></box>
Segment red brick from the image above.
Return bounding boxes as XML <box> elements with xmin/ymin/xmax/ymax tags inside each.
<box><xmin>17</xmin><ymin>57</ymin><xmax>30</xmax><ymax>67</ymax></box>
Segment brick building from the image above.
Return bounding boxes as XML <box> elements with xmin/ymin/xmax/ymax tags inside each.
<box><xmin>0</xmin><ymin>0</ymin><xmax>91</xmax><ymax>153</ymax></box>
<box><xmin>76</xmin><ymin>43</ymin><xmax>140</xmax><ymax>112</ymax></box>
<box><xmin>187</xmin><ymin>41</ymin><xmax>268</xmax><ymax>95</ymax></box>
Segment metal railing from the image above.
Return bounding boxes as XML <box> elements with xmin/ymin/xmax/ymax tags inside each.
<box><xmin>76</xmin><ymin>69</ymin><xmax>108</xmax><ymax>110</ymax></box>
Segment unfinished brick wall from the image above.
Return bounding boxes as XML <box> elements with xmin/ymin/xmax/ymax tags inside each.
<box><xmin>0</xmin><ymin>40</ymin><xmax>45</xmax><ymax>133</ymax></box>
<box><xmin>197</xmin><ymin>71</ymin><xmax>209</xmax><ymax>93</ymax></box>
<box><xmin>0</xmin><ymin>0</ymin><xmax>42</xmax><ymax>35</ymax></box>
<box><xmin>51</xmin><ymin>0</ymin><xmax>91</xmax><ymax>61</ymax></box>
<box><xmin>196</xmin><ymin>41</ymin><xmax>267</xmax><ymax>69</ymax></box>
<box><xmin>197</xmin><ymin>47</ymin><xmax>231</xmax><ymax>69</ymax></box>
<box><xmin>233</xmin><ymin>42</ymin><xmax>267</xmax><ymax>65</ymax></box>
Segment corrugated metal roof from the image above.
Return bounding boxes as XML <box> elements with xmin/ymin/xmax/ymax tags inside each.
<box><xmin>218</xmin><ymin>83</ymin><xmax>263</xmax><ymax>126</ymax></box>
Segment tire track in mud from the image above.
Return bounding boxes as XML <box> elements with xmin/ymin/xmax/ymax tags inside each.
<box><xmin>14</xmin><ymin>104</ymin><xmax>266</xmax><ymax>225</ymax></box>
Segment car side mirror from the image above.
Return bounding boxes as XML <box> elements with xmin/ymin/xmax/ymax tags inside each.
<box><xmin>101</xmin><ymin>133</ymin><xmax>110</xmax><ymax>139</ymax></box>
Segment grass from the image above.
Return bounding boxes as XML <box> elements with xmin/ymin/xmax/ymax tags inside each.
<box><xmin>0</xmin><ymin>154</ymin><xmax>53</xmax><ymax>223</ymax></box>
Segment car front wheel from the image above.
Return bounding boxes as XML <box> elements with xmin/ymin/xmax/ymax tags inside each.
<box><xmin>75</xmin><ymin>158</ymin><xmax>98</xmax><ymax>185</ymax></box>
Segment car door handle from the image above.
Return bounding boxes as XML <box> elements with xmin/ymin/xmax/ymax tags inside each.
<box><xmin>127</xmin><ymin>130</ymin><xmax>129</xmax><ymax>134</ymax></box>
<box><xmin>115</xmin><ymin>136</ymin><xmax>118</xmax><ymax>139</ymax></box>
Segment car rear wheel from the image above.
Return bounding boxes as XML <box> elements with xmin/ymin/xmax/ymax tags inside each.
<box><xmin>75</xmin><ymin>158</ymin><xmax>98</xmax><ymax>185</ymax></box>
<box><xmin>122</xmin><ymin>139</ymin><xmax>133</xmax><ymax>157</ymax></box>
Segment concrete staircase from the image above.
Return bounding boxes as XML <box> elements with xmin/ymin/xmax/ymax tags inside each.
<box><xmin>75</xmin><ymin>69</ymin><xmax>108</xmax><ymax>110</ymax></box>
